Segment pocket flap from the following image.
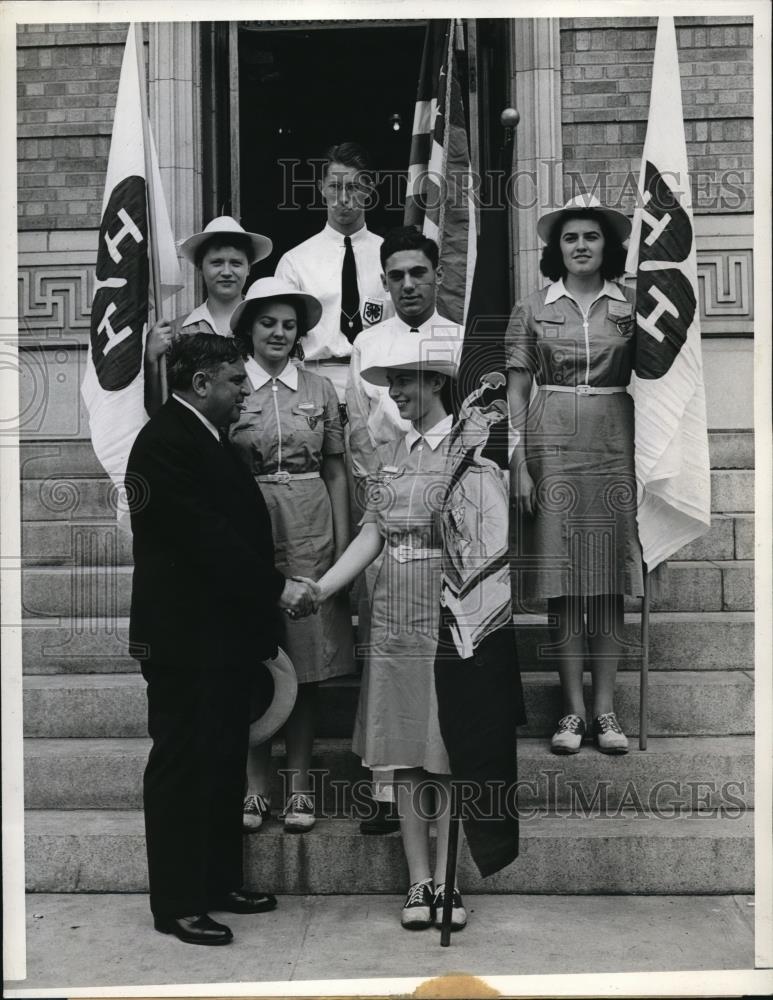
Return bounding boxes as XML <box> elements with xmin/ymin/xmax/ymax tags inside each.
<box><xmin>607</xmin><ymin>300</ymin><xmax>633</xmax><ymax>319</ymax></box>
<box><xmin>292</xmin><ymin>403</ymin><xmax>324</xmax><ymax>417</ymax></box>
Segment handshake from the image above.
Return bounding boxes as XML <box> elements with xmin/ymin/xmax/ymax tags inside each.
<box><xmin>279</xmin><ymin>576</ymin><xmax>322</xmax><ymax>620</ymax></box>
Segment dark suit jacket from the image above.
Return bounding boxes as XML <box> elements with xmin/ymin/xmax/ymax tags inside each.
<box><xmin>127</xmin><ymin>397</ymin><xmax>285</xmax><ymax>667</ymax></box>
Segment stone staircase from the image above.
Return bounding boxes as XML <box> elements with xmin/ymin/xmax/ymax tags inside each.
<box><xmin>20</xmin><ymin>431</ymin><xmax>754</xmax><ymax>895</ymax></box>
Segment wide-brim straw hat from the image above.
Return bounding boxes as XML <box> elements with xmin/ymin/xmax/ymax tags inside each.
<box><xmin>179</xmin><ymin>215</ymin><xmax>273</xmax><ymax>266</ymax></box>
<box><xmin>229</xmin><ymin>277</ymin><xmax>323</xmax><ymax>333</ymax></box>
<box><xmin>249</xmin><ymin>647</ymin><xmax>298</xmax><ymax>746</ymax></box>
<box><xmin>361</xmin><ymin>331</ymin><xmax>461</xmax><ymax>386</ymax></box>
<box><xmin>536</xmin><ymin>193</ymin><xmax>631</xmax><ymax>244</ymax></box>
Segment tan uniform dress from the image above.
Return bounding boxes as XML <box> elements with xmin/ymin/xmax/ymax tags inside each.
<box><xmin>505</xmin><ymin>278</ymin><xmax>644</xmax><ymax>601</ymax></box>
<box><xmin>353</xmin><ymin>416</ymin><xmax>453</xmax><ymax>774</ymax></box>
<box><xmin>229</xmin><ymin>357</ymin><xmax>355</xmax><ymax>683</ymax></box>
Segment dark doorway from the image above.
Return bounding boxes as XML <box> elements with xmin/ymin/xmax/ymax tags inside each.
<box><xmin>237</xmin><ymin>22</ymin><xmax>426</xmax><ymax>279</ymax></box>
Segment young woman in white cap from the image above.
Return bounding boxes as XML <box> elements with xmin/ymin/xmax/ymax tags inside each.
<box><xmin>144</xmin><ymin>216</ymin><xmax>272</xmax><ymax>415</ymax></box>
<box><xmin>506</xmin><ymin>194</ymin><xmax>642</xmax><ymax>757</ymax></box>
<box><xmin>313</xmin><ymin>333</ymin><xmax>468</xmax><ymax>932</ymax></box>
<box><xmin>228</xmin><ymin>278</ymin><xmax>354</xmax><ymax>834</ymax></box>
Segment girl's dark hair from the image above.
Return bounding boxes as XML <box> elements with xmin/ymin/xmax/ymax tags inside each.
<box><xmin>539</xmin><ymin>209</ymin><xmax>627</xmax><ymax>282</ymax></box>
<box><xmin>232</xmin><ymin>296</ymin><xmax>309</xmax><ymax>361</ymax></box>
<box><xmin>418</xmin><ymin>370</ymin><xmax>453</xmax><ymax>414</ymax></box>
<box><xmin>194</xmin><ymin>233</ymin><xmax>254</xmax><ymax>270</ymax></box>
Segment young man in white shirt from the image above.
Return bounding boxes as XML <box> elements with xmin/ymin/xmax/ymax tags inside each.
<box><xmin>347</xmin><ymin>225</ymin><xmax>463</xmax><ymax>480</ymax></box>
<box><xmin>274</xmin><ymin>142</ymin><xmax>392</xmax><ymax>400</ymax></box>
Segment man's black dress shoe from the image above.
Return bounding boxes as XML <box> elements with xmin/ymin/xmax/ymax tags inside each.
<box><xmin>211</xmin><ymin>889</ymin><xmax>278</xmax><ymax>914</ymax></box>
<box><xmin>359</xmin><ymin>800</ymin><xmax>400</xmax><ymax>835</ymax></box>
<box><xmin>153</xmin><ymin>913</ymin><xmax>233</xmax><ymax>946</ymax></box>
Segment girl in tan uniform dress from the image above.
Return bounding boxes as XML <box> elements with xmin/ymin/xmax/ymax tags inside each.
<box><xmin>228</xmin><ymin>278</ymin><xmax>354</xmax><ymax>833</ymax></box>
<box><xmin>314</xmin><ymin>334</ymin><xmax>468</xmax><ymax>933</ymax></box>
<box><xmin>506</xmin><ymin>194</ymin><xmax>643</xmax><ymax>756</ymax></box>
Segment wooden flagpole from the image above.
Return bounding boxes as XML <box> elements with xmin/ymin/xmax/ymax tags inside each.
<box><xmin>639</xmin><ymin>567</ymin><xmax>651</xmax><ymax>750</ymax></box>
<box><xmin>439</xmin><ymin>18</ymin><xmax>466</xmax><ymax>946</ymax></box>
<box><xmin>440</xmin><ymin>796</ymin><xmax>460</xmax><ymax>947</ymax></box>
<box><xmin>133</xmin><ymin>23</ymin><xmax>168</xmax><ymax>405</ymax></box>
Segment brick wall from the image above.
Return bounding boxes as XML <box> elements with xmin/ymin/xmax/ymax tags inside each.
<box><xmin>17</xmin><ymin>23</ymin><xmax>130</xmax><ymax>229</ymax></box>
<box><xmin>560</xmin><ymin>16</ymin><xmax>753</xmax><ymax>214</ymax></box>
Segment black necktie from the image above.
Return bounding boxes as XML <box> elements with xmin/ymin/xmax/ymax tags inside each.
<box><xmin>340</xmin><ymin>236</ymin><xmax>363</xmax><ymax>342</ymax></box>
<box><xmin>410</xmin><ymin>327</ymin><xmax>419</xmax><ymax>333</ymax></box>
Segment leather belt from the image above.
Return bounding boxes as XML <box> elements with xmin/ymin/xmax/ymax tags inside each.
<box><xmin>387</xmin><ymin>543</ymin><xmax>442</xmax><ymax>563</ymax></box>
<box><xmin>255</xmin><ymin>471</ymin><xmax>320</xmax><ymax>484</ymax></box>
<box><xmin>538</xmin><ymin>384</ymin><xmax>627</xmax><ymax>396</ymax></box>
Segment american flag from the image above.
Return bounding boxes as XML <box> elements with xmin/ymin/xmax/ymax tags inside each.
<box><xmin>404</xmin><ymin>19</ymin><xmax>476</xmax><ymax>326</ymax></box>
<box><xmin>407</xmin><ymin>19</ymin><xmax>524</xmax><ymax>880</ymax></box>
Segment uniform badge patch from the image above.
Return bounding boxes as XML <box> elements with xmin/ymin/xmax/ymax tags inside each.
<box><xmin>296</xmin><ymin>401</ymin><xmax>323</xmax><ymax>429</ymax></box>
<box><xmin>608</xmin><ymin>300</ymin><xmax>635</xmax><ymax>337</ymax></box>
<box><xmin>363</xmin><ymin>299</ymin><xmax>384</xmax><ymax>325</ymax></box>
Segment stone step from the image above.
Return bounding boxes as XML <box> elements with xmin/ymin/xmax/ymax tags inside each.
<box><xmin>669</xmin><ymin>514</ymin><xmax>753</xmax><ymax>561</ymax></box>
<box><xmin>706</xmin><ymin>430</ymin><xmax>754</xmax><ymax>470</ymax></box>
<box><xmin>22</xmin><ymin>521</ymin><xmax>134</xmax><ymax>566</ymax></box>
<box><xmin>21</xmin><ymin>611</ymin><xmax>754</xmax><ymax>674</ymax></box>
<box><xmin>710</xmin><ymin>470</ymin><xmax>754</xmax><ymax>513</ymax></box>
<box><xmin>22</xmin><ymin>478</ymin><xmax>126</xmax><ymax>522</ymax></box>
<box><xmin>21</xmin><ymin>440</ymin><xmax>108</xmax><ymax>480</ymax></box>
<box><xmin>21</xmin><ymin>561</ymin><xmax>754</xmax><ymax>620</ymax></box>
<box><xmin>19</xmin><ymin>429</ymin><xmax>754</xmax><ymax>479</ymax></box>
<box><xmin>20</xmin><ymin>512</ymin><xmax>754</xmax><ymax>566</ymax></box>
<box><xmin>518</xmin><ymin>561</ymin><xmax>754</xmax><ymax>615</ymax></box>
<box><xmin>23</xmin><ymin>810</ymin><xmax>753</xmax><ymax>894</ymax></box>
<box><xmin>19</xmin><ymin>469</ymin><xmax>755</xmax><ymax>525</ymax></box>
<box><xmin>513</xmin><ymin>611</ymin><xmax>754</xmax><ymax>672</ymax></box>
<box><xmin>22</xmin><ymin>670</ymin><xmax>754</xmax><ymax>740</ymax></box>
<box><xmin>23</xmin><ymin>735</ymin><xmax>754</xmax><ymax>812</ymax></box>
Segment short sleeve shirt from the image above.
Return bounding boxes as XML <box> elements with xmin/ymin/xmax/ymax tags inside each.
<box><xmin>504</xmin><ymin>278</ymin><xmax>636</xmax><ymax>388</ymax></box>
<box><xmin>229</xmin><ymin>357</ymin><xmax>344</xmax><ymax>476</ymax></box>
<box><xmin>274</xmin><ymin>224</ymin><xmax>393</xmax><ymax>361</ymax></box>
<box><xmin>171</xmin><ymin>300</ymin><xmax>234</xmax><ymax>339</ymax></box>
<box><xmin>360</xmin><ymin>415</ymin><xmax>453</xmax><ymax>553</ymax></box>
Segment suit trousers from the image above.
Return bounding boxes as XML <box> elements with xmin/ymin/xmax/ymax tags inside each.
<box><xmin>141</xmin><ymin>658</ymin><xmax>252</xmax><ymax>918</ymax></box>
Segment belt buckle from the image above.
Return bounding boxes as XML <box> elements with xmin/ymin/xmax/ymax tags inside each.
<box><xmin>575</xmin><ymin>384</ymin><xmax>592</xmax><ymax>396</ymax></box>
<box><xmin>274</xmin><ymin>470</ymin><xmax>292</xmax><ymax>485</ymax></box>
<box><xmin>395</xmin><ymin>542</ymin><xmax>413</xmax><ymax>562</ymax></box>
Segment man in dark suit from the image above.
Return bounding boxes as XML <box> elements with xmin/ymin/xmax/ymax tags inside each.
<box><xmin>127</xmin><ymin>333</ymin><xmax>315</xmax><ymax>946</ymax></box>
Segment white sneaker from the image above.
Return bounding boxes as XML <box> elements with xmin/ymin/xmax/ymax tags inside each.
<box><xmin>550</xmin><ymin>714</ymin><xmax>586</xmax><ymax>755</ymax></box>
<box><xmin>242</xmin><ymin>793</ymin><xmax>271</xmax><ymax>833</ymax></box>
<box><xmin>401</xmin><ymin>880</ymin><xmax>434</xmax><ymax>929</ymax></box>
<box><xmin>592</xmin><ymin>712</ymin><xmax>629</xmax><ymax>754</ymax></box>
<box><xmin>283</xmin><ymin>792</ymin><xmax>316</xmax><ymax>832</ymax></box>
<box><xmin>433</xmin><ymin>883</ymin><xmax>467</xmax><ymax>930</ymax></box>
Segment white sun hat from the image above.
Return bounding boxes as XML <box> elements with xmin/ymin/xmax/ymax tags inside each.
<box><xmin>179</xmin><ymin>215</ymin><xmax>273</xmax><ymax>266</ymax></box>
<box><xmin>360</xmin><ymin>330</ymin><xmax>461</xmax><ymax>386</ymax></box>
<box><xmin>229</xmin><ymin>276</ymin><xmax>323</xmax><ymax>333</ymax></box>
<box><xmin>536</xmin><ymin>193</ymin><xmax>631</xmax><ymax>244</ymax></box>
<box><xmin>249</xmin><ymin>647</ymin><xmax>298</xmax><ymax>746</ymax></box>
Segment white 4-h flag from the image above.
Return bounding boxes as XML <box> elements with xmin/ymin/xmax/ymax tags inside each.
<box><xmin>81</xmin><ymin>23</ymin><xmax>182</xmax><ymax>493</ymax></box>
<box><xmin>625</xmin><ymin>16</ymin><xmax>711</xmax><ymax>572</ymax></box>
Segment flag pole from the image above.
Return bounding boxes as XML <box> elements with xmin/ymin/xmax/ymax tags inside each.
<box><xmin>133</xmin><ymin>23</ymin><xmax>168</xmax><ymax>404</ymax></box>
<box><xmin>440</xmin><ymin>786</ymin><xmax>460</xmax><ymax>947</ymax></box>
<box><xmin>639</xmin><ymin>566</ymin><xmax>650</xmax><ymax>750</ymax></box>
